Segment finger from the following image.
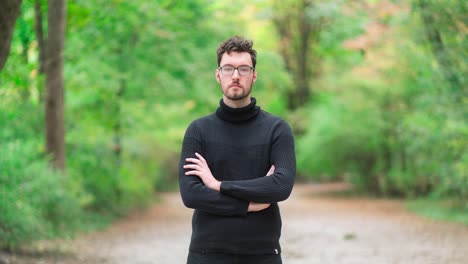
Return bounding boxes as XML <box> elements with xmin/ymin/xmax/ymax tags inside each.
<box><xmin>185</xmin><ymin>170</ymin><xmax>200</xmax><ymax>176</ymax></box>
<box><xmin>266</xmin><ymin>165</ymin><xmax>275</xmax><ymax>176</ymax></box>
<box><xmin>195</xmin><ymin>152</ymin><xmax>206</xmax><ymax>163</ymax></box>
<box><xmin>185</xmin><ymin>158</ymin><xmax>202</xmax><ymax>165</ymax></box>
<box><xmin>183</xmin><ymin>164</ymin><xmax>201</xmax><ymax>170</ymax></box>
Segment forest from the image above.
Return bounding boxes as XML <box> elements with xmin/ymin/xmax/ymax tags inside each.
<box><xmin>0</xmin><ymin>0</ymin><xmax>466</xmax><ymax>249</ymax></box>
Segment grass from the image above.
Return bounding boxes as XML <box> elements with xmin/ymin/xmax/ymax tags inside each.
<box><xmin>407</xmin><ymin>199</ymin><xmax>468</xmax><ymax>225</ymax></box>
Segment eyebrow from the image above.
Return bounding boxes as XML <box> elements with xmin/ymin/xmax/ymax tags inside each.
<box><xmin>220</xmin><ymin>64</ymin><xmax>253</xmax><ymax>67</ymax></box>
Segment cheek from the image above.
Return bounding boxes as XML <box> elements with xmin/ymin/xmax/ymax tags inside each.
<box><xmin>245</xmin><ymin>78</ymin><xmax>255</xmax><ymax>86</ymax></box>
<box><xmin>219</xmin><ymin>77</ymin><xmax>227</xmax><ymax>87</ymax></box>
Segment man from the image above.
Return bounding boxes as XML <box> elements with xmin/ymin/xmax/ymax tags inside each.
<box><xmin>179</xmin><ymin>36</ymin><xmax>296</xmax><ymax>264</ymax></box>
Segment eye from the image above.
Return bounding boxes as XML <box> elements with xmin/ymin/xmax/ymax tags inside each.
<box><xmin>239</xmin><ymin>66</ymin><xmax>251</xmax><ymax>74</ymax></box>
<box><xmin>223</xmin><ymin>66</ymin><xmax>234</xmax><ymax>73</ymax></box>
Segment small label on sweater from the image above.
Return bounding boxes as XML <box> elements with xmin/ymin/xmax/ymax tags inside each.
<box><xmin>275</xmin><ymin>249</ymin><xmax>279</xmax><ymax>254</ymax></box>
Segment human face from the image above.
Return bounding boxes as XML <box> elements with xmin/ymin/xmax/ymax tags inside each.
<box><xmin>216</xmin><ymin>51</ymin><xmax>257</xmax><ymax>108</ymax></box>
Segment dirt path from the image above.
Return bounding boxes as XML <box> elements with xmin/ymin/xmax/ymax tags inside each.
<box><xmin>5</xmin><ymin>183</ymin><xmax>468</xmax><ymax>264</ymax></box>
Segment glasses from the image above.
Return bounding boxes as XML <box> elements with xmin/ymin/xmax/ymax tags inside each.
<box><xmin>218</xmin><ymin>65</ymin><xmax>254</xmax><ymax>76</ymax></box>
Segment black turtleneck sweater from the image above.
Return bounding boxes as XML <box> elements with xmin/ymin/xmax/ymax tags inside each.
<box><xmin>179</xmin><ymin>98</ymin><xmax>296</xmax><ymax>255</ymax></box>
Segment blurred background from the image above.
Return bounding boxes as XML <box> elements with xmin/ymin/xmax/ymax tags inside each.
<box><xmin>0</xmin><ymin>0</ymin><xmax>466</xmax><ymax>249</ymax></box>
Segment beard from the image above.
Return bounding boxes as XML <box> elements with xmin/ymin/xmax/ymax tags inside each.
<box><xmin>221</xmin><ymin>80</ymin><xmax>253</xmax><ymax>101</ymax></box>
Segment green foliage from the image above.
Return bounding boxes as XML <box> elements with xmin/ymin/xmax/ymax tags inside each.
<box><xmin>1</xmin><ymin>0</ymin><xmax>466</xmax><ymax>248</ymax></box>
<box><xmin>297</xmin><ymin>92</ymin><xmax>382</xmax><ymax>183</ymax></box>
<box><xmin>411</xmin><ymin>0</ymin><xmax>467</xmax><ymax>96</ymax></box>
<box><xmin>0</xmin><ymin>141</ymin><xmax>82</xmax><ymax>248</ymax></box>
<box><xmin>297</xmin><ymin>0</ymin><xmax>467</xmax><ymax>209</ymax></box>
<box><xmin>407</xmin><ymin>199</ymin><xmax>468</xmax><ymax>225</ymax></box>
<box><xmin>67</xmin><ymin>142</ymin><xmax>121</xmax><ymax>212</ymax></box>
<box><xmin>1</xmin><ymin>0</ymin><xmax>218</xmax><ymax>248</ymax></box>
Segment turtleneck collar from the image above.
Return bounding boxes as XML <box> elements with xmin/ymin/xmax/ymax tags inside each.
<box><xmin>216</xmin><ymin>97</ymin><xmax>260</xmax><ymax>123</ymax></box>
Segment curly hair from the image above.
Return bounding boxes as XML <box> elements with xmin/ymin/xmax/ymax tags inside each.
<box><xmin>216</xmin><ymin>36</ymin><xmax>257</xmax><ymax>68</ymax></box>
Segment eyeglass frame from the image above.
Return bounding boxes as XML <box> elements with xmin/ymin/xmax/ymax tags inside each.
<box><xmin>217</xmin><ymin>65</ymin><xmax>255</xmax><ymax>76</ymax></box>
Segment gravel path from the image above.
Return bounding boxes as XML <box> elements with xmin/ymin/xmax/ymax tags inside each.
<box><xmin>5</xmin><ymin>183</ymin><xmax>468</xmax><ymax>264</ymax></box>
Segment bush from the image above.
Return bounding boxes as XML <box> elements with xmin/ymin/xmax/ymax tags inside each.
<box><xmin>67</xmin><ymin>134</ymin><xmax>173</xmax><ymax>214</ymax></box>
<box><xmin>68</xmin><ymin>141</ymin><xmax>122</xmax><ymax>213</ymax></box>
<box><xmin>297</xmin><ymin>93</ymin><xmax>382</xmax><ymax>185</ymax></box>
<box><xmin>0</xmin><ymin>140</ymin><xmax>82</xmax><ymax>248</ymax></box>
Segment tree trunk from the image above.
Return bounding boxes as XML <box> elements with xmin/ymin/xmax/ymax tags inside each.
<box><xmin>17</xmin><ymin>9</ymin><xmax>32</xmax><ymax>100</ymax></box>
<box><xmin>381</xmin><ymin>95</ymin><xmax>393</xmax><ymax>173</ymax></box>
<box><xmin>272</xmin><ymin>0</ymin><xmax>319</xmax><ymax>110</ymax></box>
<box><xmin>0</xmin><ymin>0</ymin><xmax>23</xmax><ymax>72</ymax></box>
<box><xmin>45</xmin><ymin>0</ymin><xmax>67</xmax><ymax>171</ymax></box>
<box><xmin>113</xmin><ymin>78</ymin><xmax>125</xmax><ymax>168</ymax></box>
<box><xmin>296</xmin><ymin>0</ymin><xmax>311</xmax><ymax>108</ymax></box>
<box><xmin>34</xmin><ymin>0</ymin><xmax>46</xmax><ymax>74</ymax></box>
<box><xmin>417</xmin><ymin>0</ymin><xmax>461</xmax><ymax>95</ymax></box>
<box><xmin>34</xmin><ymin>0</ymin><xmax>46</xmax><ymax>102</ymax></box>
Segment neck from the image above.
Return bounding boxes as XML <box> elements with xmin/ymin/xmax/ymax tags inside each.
<box><xmin>222</xmin><ymin>95</ymin><xmax>251</xmax><ymax>109</ymax></box>
<box><xmin>216</xmin><ymin>97</ymin><xmax>260</xmax><ymax>123</ymax></box>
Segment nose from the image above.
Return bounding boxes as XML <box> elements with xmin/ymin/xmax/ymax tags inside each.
<box><xmin>232</xmin><ymin>68</ymin><xmax>240</xmax><ymax>79</ymax></box>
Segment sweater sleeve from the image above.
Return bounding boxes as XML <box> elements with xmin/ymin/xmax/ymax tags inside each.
<box><xmin>220</xmin><ymin>119</ymin><xmax>296</xmax><ymax>203</ymax></box>
<box><xmin>179</xmin><ymin>121</ymin><xmax>249</xmax><ymax>216</ymax></box>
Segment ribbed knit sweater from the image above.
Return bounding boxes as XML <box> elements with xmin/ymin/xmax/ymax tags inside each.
<box><xmin>179</xmin><ymin>97</ymin><xmax>296</xmax><ymax>255</ymax></box>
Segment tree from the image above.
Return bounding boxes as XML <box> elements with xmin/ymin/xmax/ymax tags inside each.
<box><xmin>45</xmin><ymin>0</ymin><xmax>66</xmax><ymax>170</ymax></box>
<box><xmin>271</xmin><ymin>0</ymin><xmax>335</xmax><ymax>110</ymax></box>
<box><xmin>416</xmin><ymin>0</ymin><xmax>463</xmax><ymax>96</ymax></box>
<box><xmin>0</xmin><ymin>0</ymin><xmax>23</xmax><ymax>71</ymax></box>
<box><xmin>34</xmin><ymin>0</ymin><xmax>46</xmax><ymax>74</ymax></box>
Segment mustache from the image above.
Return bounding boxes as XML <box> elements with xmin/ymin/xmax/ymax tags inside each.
<box><xmin>229</xmin><ymin>82</ymin><xmax>242</xmax><ymax>88</ymax></box>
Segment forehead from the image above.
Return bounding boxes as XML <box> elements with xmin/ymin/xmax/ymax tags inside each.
<box><xmin>220</xmin><ymin>51</ymin><xmax>252</xmax><ymax>66</ymax></box>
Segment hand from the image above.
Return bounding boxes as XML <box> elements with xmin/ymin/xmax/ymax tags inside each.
<box><xmin>248</xmin><ymin>202</ymin><xmax>271</xmax><ymax>212</ymax></box>
<box><xmin>246</xmin><ymin>166</ymin><xmax>275</xmax><ymax>212</ymax></box>
<box><xmin>266</xmin><ymin>165</ymin><xmax>275</xmax><ymax>176</ymax></box>
<box><xmin>184</xmin><ymin>152</ymin><xmax>221</xmax><ymax>191</ymax></box>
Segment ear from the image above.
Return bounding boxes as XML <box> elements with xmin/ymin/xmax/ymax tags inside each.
<box><xmin>252</xmin><ymin>70</ymin><xmax>257</xmax><ymax>83</ymax></box>
<box><xmin>216</xmin><ymin>69</ymin><xmax>221</xmax><ymax>83</ymax></box>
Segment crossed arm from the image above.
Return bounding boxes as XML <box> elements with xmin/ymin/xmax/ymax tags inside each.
<box><xmin>179</xmin><ymin>120</ymin><xmax>296</xmax><ymax>216</ymax></box>
<box><xmin>183</xmin><ymin>152</ymin><xmax>274</xmax><ymax>212</ymax></box>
